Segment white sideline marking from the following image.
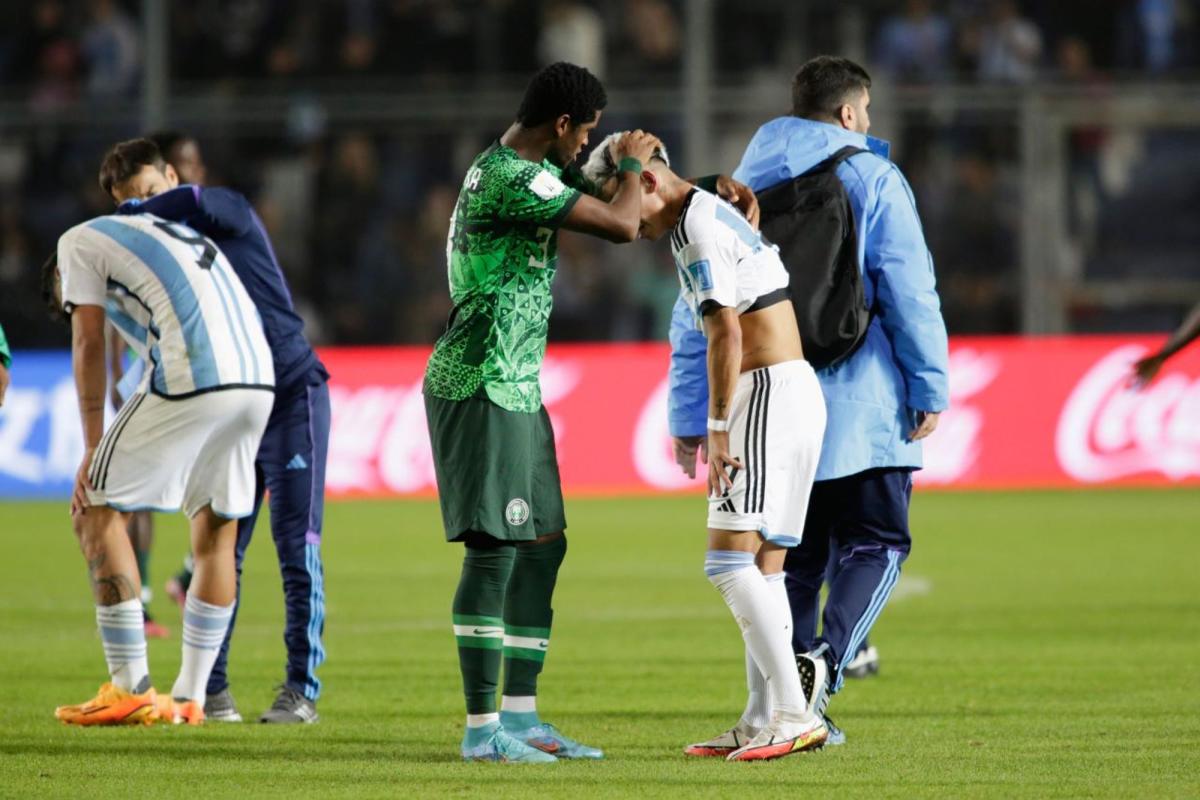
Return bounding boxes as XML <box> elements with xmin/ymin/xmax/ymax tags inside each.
<box><xmin>890</xmin><ymin>574</ymin><xmax>932</xmax><ymax>602</ymax></box>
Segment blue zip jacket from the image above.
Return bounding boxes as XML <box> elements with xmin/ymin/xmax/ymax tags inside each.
<box><xmin>668</xmin><ymin>117</ymin><xmax>949</xmax><ymax>480</ymax></box>
<box><xmin>119</xmin><ymin>185</ymin><xmax>325</xmax><ymax>390</ymax></box>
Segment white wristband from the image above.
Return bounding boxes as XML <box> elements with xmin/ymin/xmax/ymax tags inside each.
<box><xmin>707</xmin><ymin>417</ymin><xmax>729</xmax><ymax>432</ymax></box>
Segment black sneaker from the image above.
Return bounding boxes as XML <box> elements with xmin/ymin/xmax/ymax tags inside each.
<box><xmin>796</xmin><ymin>644</ymin><xmax>830</xmax><ymax>720</ymax></box>
<box><xmin>259</xmin><ymin>684</ymin><xmax>319</xmax><ymax>724</ymax></box>
<box><xmin>204</xmin><ymin>688</ymin><xmax>243</xmax><ymax>722</ymax></box>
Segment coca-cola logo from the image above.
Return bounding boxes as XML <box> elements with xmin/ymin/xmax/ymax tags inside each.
<box><xmin>1056</xmin><ymin>345</ymin><xmax>1200</xmax><ymax>482</ymax></box>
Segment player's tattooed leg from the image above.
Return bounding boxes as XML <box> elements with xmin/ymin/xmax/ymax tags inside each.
<box><xmin>86</xmin><ymin>551</ymin><xmax>138</xmax><ymax>604</ymax></box>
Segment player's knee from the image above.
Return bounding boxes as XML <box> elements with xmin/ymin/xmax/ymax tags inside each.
<box><xmin>516</xmin><ymin>531</ymin><xmax>566</xmax><ymax>566</ymax></box>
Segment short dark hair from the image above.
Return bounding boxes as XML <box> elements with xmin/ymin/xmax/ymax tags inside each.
<box><xmin>516</xmin><ymin>62</ymin><xmax>607</xmax><ymax>128</ymax></box>
<box><xmin>146</xmin><ymin>130</ymin><xmax>192</xmax><ymax>162</ymax></box>
<box><xmin>791</xmin><ymin>56</ymin><xmax>872</xmax><ymax>121</ymax></box>
<box><xmin>99</xmin><ymin>138</ymin><xmax>165</xmax><ymax>197</ymax></box>
<box><xmin>40</xmin><ymin>252</ymin><xmax>66</xmax><ymax>324</ymax></box>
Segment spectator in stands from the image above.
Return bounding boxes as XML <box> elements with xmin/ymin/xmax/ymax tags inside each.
<box><xmin>622</xmin><ymin>0</ymin><xmax>681</xmax><ymax>77</ymax></box>
<box><xmin>80</xmin><ymin>0</ymin><xmax>140</xmax><ymax>98</ymax></box>
<box><xmin>25</xmin><ymin>0</ymin><xmax>80</xmax><ymax>112</ymax></box>
<box><xmin>538</xmin><ymin>1</ymin><xmax>606</xmax><ymax>77</ymax></box>
<box><xmin>876</xmin><ymin>0</ymin><xmax>954</xmax><ymax>83</ymax></box>
<box><xmin>976</xmin><ymin>0</ymin><xmax>1043</xmax><ymax>82</ymax></box>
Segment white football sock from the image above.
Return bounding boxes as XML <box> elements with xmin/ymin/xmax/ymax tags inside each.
<box><xmin>739</xmin><ymin>645</ymin><xmax>769</xmax><ymax>731</ymax></box>
<box><xmin>171</xmin><ymin>594</ymin><xmax>234</xmax><ymax>702</ymax></box>
<box><xmin>706</xmin><ymin>554</ymin><xmax>806</xmax><ymax>720</ymax></box>
<box><xmin>96</xmin><ymin>599</ymin><xmax>149</xmax><ymax>692</ymax></box>
<box><xmin>467</xmin><ymin>712</ymin><xmax>500</xmax><ymax>728</ymax></box>
<box><xmin>500</xmin><ymin>695</ymin><xmax>537</xmax><ymax>713</ymax></box>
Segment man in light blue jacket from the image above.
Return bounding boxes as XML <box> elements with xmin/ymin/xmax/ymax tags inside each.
<box><xmin>668</xmin><ymin>56</ymin><xmax>949</xmax><ymax>735</ymax></box>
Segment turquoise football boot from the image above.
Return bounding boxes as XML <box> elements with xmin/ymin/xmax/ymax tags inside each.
<box><xmin>461</xmin><ymin>722</ymin><xmax>558</xmax><ymax>763</ymax></box>
<box><xmin>502</xmin><ymin>714</ymin><xmax>604</xmax><ymax>760</ymax></box>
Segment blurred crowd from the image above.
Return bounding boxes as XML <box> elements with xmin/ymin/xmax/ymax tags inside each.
<box><xmin>1</xmin><ymin>0</ymin><xmax>1198</xmax><ymax>348</ymax></box>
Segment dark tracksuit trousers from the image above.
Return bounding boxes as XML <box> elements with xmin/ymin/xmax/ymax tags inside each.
<box><xmin>206</xmin><ymin>368</ymin><xmax>331</xmax><ymax>701</ymax></box>
<box><xmin>785</xmin><ymin>467</ymin><xmax>913</xmax><ymax>694</ymax></box>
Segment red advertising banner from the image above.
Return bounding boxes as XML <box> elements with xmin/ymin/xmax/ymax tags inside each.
<box><xmin>320</xmin><ymin>336</ymin><xmax>1200</xmax><ymax>497</ymax></box>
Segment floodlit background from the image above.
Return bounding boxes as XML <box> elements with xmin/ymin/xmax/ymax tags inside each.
<box><xmin>1</xmin><ymin>0</ymin><xmax>1198</xmax><ymax>348</ymax></box>
<box><xmin>0</xmin><ymin>3</ymin><xmax>1197</xmax><ymax>798</ymax></box>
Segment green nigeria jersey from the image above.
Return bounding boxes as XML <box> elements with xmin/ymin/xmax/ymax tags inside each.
<box><xmin>424</xmin><ymin>142</ymin><xmax>592</xmax><ymax>413</ymax></box>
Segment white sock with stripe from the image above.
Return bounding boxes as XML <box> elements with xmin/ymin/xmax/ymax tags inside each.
<box><xmin>706</xmin><ymin>552</ymin><xmax>807</xmax><ymax>721</ymax></box>
<box><xmin>96</xmin><ymin>599</ymin><xmax>149</xmax><ymax>692</ymax></box>
<box><xmin>171</xmin><ymin>594</ymin><xmax>235</xmax><ymax>702</ymax></box>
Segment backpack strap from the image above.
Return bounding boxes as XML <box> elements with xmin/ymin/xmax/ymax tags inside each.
<box><xmin>802</xmin><ymin>145</ymin><xmax>868</xmax><ymax>177</ymax></box>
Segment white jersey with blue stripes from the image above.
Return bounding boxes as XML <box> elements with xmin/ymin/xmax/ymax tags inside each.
<box><xmin>669</xmin><ymin>188</ymin><xmax>789</xmax><ymax>322</ymax></box>
<box><xmin>58</xmin><ymin>213</ymin><xmax>274</xmax><ymax>397</ymax></box>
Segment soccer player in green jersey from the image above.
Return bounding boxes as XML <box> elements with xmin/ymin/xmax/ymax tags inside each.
<box><xmin>424</xmin><ymin>62</ymin><xmax>662</xmax><ymax>764</ymax></box>
<box><xmin>425</xmin><ymin>62</ymin><xmax>761</xmax><ymax>763</ymax></box>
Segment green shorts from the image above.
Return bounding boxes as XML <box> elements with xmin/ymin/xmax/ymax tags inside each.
<box><xmin>424</xmin><ymin>393</ymin><xmax>566</xmax><ymax>542</ymax></box>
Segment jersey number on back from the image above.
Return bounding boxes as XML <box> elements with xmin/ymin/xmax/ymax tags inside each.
<box><xmin>153</xmin><ymin>220</ymin><xmax>218</xmax><ymax>271</ymax></box>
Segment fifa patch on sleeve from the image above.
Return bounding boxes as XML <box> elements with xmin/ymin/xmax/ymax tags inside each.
<box><xmin>686</xmin><ymin>259</ymin><xmax>714</xmax><ymax>292</ymax></box>
<box><xmin>530</xmin><ymin>170</ymin><xmax>567</xmax><ymax>200</ymax></box>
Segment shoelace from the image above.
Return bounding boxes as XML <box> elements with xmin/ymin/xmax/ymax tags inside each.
<box><xmin>269</xmin><ymin>685</ymin><xmax>304</xmax><ymax>711</ymax></box>
<box><xmin>495</xmin><ymin>730</ymin><xmax>535</xmax><ymax>758</ymax></box>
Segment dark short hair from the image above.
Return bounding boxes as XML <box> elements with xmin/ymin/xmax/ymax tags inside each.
<box><xmin>99</xmin><ymin>138</ymin><xmax>165</xmax><ymax>197</ymax></box>
<box><xmin>791</xmin><ymin>56</ymin><xmax>872</xmax><ymax>121</ymax></box>
<box><xmin>146</xmin><ymin>130</ymin><xmax>193</xmax><ymax>162</ymax></box>
<box><xmin>516</xmin><ymin>62</ymin><xmax>607</xmax><ymax>128</ymax></box>
<box><xmin>40</xmin><ymin>252</ymin><xmax>66</xmax><ymax>324</ymax></box>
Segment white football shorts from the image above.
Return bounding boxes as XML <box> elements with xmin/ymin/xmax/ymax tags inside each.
<box><xmin>708</xmin><ymin>359</ymin><xmax>826</xmax><ymax>546</ymax></box>
<box><xmin>85</xmin><ymin>388</ymin><xmax>273</xmax><ymax>519</ymax></box>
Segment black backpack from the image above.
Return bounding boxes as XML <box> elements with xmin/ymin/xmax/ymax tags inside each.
<box><xmin>756</xmin><ymin>145</ymin><xmax>870</xmax><ymax>369</ymax></box>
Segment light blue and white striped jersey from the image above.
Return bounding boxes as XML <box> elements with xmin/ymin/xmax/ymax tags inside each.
<box><xmin>669</xmin><ymin>188</ymin><xmax>789</xmax><ymax>323</ymax></box>
<box><xmin>58</xmin><ymin>213</ymin><xmax>274</xmax><ymax>397</ymax></box>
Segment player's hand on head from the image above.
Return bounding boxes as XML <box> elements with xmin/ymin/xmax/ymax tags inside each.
<box><xmin>614</xmin><ymin>130</ymin><xmax>661</xmax><ymax>165</ymax></box>
<box><xmin>715</xmin><ymin>176</ymin><xmax>760</xmax><ymax>229</ymax></box>
<box><xmin>706</xmin><ymin>431</ymin><xmax>743</xmax><ymax>497</ymax></box>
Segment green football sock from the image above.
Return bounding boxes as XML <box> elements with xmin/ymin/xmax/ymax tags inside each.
<box><xmin>134</xmin><ymin>547</ymin><xmax>151</xmax><ymax>588</ymax></box>
<box><xmin>502</xmin><ymin>534</ymin><xmax>567</xmax><ymax>698</ymax></box>
<box><xmin>452</xmin><ymin>540</ymin><xmax>515</xmax><ymax>715</ymax></box>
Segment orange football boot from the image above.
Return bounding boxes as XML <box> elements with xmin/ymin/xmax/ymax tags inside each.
<box><xmin>55</xmin><ymin>683</ymin><xmax>157</xmax><ymax>726</ymax></box>
<box><xmin>152</xmin><ymin>693</ymin><xmax>205</xmax><ymax>725</ymax></box>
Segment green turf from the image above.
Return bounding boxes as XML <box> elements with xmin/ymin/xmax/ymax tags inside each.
<box><xmin>0</xmin><ymin>490</ymin><xmax>1197</xmax><ymax>798</ymax></box>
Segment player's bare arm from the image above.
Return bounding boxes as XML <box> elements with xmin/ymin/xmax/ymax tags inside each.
<box><xmin>70</xmin><ymin>304</ymin><xmax>107</xmax><ymax>516</ymax></box>
<box><xmin>562</xmin><ymin>130</ymin><xmax>662</xmax><ymax>242</ymax></box>
<box><xmin>703</xmin><ymin>306</ymin><xmax>743</xmax><ymax>497</ymax></box>
<box><xmin>1132</xmin><ymin>300</ymin><xmax>1200</xmax><ymax>387</ymax></box>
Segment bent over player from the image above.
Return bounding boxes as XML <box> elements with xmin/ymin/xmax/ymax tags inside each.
<box><xmin>104</xmin><ymin>138</ymin><xmax>330</xmax><ymax>724</ymax></box>
<box><xmin>46</xmin><ymin>205</ymin><xmax>273</xmax><ymax>725</ymax></box>
<box><xmin>584</xmin><ymin>135</ymin><xmax>828</xmax><ymax>761</ymax></box>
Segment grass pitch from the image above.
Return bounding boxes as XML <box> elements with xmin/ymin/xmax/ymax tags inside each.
<box><xmin>0</xmin><ymin>490</ymin><xmax>1197</xmax><ymax>798</ymax></box>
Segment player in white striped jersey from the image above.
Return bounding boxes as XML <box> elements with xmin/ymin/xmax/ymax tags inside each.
<box><xmin>44</xmin><ymin>210</ymin><xmax>274</xmax><ymax>726</ymax></box>
<box><xmin>584</xmin><ymin>134</ymin><xmax>827</xmax><ymax>761</ymax></box>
